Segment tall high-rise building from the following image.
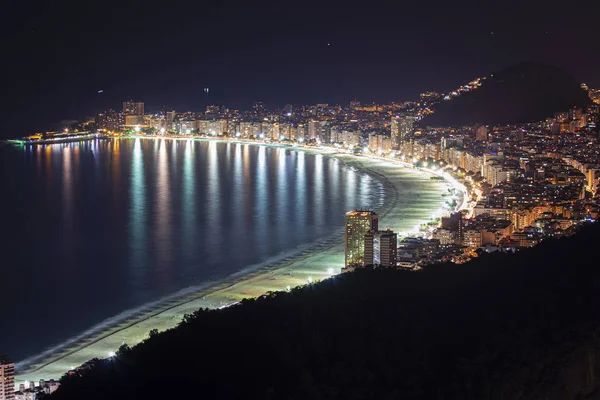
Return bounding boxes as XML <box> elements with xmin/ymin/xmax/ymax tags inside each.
<box><xmin>475</xmin><ymin>125</ymin><xmax>488</xmax><ymax>141</ymax></box>
<box><xmin>166</xmin><ymin>111</ymin><xmax>176</xmax><ymax>131</ymax></box>
<box><xmin>0</xmin><ymin>356</ymin><xmax>14</xmax><ymax>400</ymax></box>
<box><xmin>391</xmin><ymin>115</ymin><xmax>414</xmax><ymax>149</ymax></box>
<box><xmin>308</xmin><ymin>120</ymin><xmax>319</xmax><ymax>141</ymax></box>
<box><xmin>122</xmin><ymin>101</ymin><xmax>144</xmax><ymax>116</ymax></box>
<box><xmin>364</xmin><ymin>229</ymin><xmax>398</xmax><ymax>268</ymax></box>
<box><xmin>441</xmin><ymin>212</ymin><xmax>464</xmax><ymax>243</ymax></box>
<box><xmin>344</xmin><ymin>210</ymin><xmax>378</xmax><ymax>267</ymax></box>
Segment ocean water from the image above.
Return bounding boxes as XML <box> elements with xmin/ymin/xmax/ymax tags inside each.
<box><xmin>0</xmin><ymin>138</ymin><xmax>384</xmax><ymax>361</ymax></box>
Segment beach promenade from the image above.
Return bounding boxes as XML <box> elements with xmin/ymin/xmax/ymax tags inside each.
<box><xmin>16</xmin><ymin>144</ymin><xmax>452</xmax><ymax>385</ymax></box>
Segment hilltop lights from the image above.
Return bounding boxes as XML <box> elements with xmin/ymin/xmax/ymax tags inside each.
<box><xmin>327</xmin><ymin>267</ymin><xmax>334</xmax><ymax>276</ymax></box>
<box><xmin>307</xmin><ymin>276</ymin><xmax>313</xmax><ymax>284</ymax></box>
<box><xmin>108</xmin><ymin>351</ymin><xmax>115</xmax><ymax>358</ymax></box>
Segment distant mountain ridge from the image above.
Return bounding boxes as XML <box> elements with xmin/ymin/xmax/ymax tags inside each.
<box><xmin>423</xmin><ymin>62</ymin><xmax>591</xmax><ymax>127</ymax></box>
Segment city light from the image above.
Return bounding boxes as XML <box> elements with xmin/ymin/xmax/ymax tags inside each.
<box><xmin>327</xmin><ymin>267</ymin><xmax>334</xmax><ymax>275</ymax></box>
<box><xmin>134</xmin><ymin>126</ymin><xmax>140</xmax><ymax>132</ymax></box>
<box><xmin>307</xmin><ymin>276</ymin><xmax>313</xmax><ymax>284</ymax></box>
<box><xmin>160</xmin><ymin>128</ymin><xmax>165</xmax><ymax>134</ymax></box>
<box><xmin>108</xmin><ymin>351</ymin><xmax>115</xmax><ymax>358</ymax></box>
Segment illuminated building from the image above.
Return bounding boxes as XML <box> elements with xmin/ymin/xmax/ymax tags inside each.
<box><xmin>364</xmin><ymin>229</ymin><xmax>397</xmax><ymax>267</ymax></box>
<box><xmin>96</xmin><ymin>110</ymin><xmax>123</xmax><ymax>131</ymax></box>
<box><xmin>253</xmin><ymin>102</ymin><xmax>265</xmax><ymax>117</ymax></box>
<box><xmin>124</xmin><ymin>115</ymin><xmax>146</xmax><ymax>128</ymax></box>
<box><xmin>441</xmin><ymin>212</ymin><xmax>464</xmax><ymax>243</ymax></box>
<box><xmin>368</xmin><ymin>134</ymin><xmax>393</xmax><ymax>153</ymax></box>
<box><xmin>340</xmin><ymin>130</ymin><xmax>361</xmax><ymax>148</ymax></box>
<box><xmin>239</xmin><ymin>122</ymin><xmax>253</xmax><ymax>138</ymax></box>
<box><xmin>179</xmin><ymin>120</ymin><xmax>195</xmax><ymax>134</ymax></box>
<box><xmin>475</xmin><ymin>125</ymin><xmax>488</xmax><ymax>141</ymax></box>
<box><xmin>344</xmin><ymin>210</ymin><xmax>378</xmax><ymax>267</ymax></box>
<box><xmin>252</xmin><ymin>122</ymin><xmax>263</xmax><ymax>138</ymax></box>
<box><xmin>308</xmin><ymin>120</ymin><xmax>319</xmax><ymax>140</ymax></box>
<box><xmin>122</xmin><ymin>101</ymin><xmax>144</xmax><ymax>116</ymax></box>
<box><xmin>271</xmin><ymin>122</ymin><xmax>280</xmax><ymax>140</ymax></box>
<box><xmin>280</xmin><ymin>123</ymin><xmax>293</xmax><ymax>140</ymax></box>
<box><xmin>349</xmin><ymin>99</ymin><xmax>360</xmax><ymax>109</ymax></box>
<box><xmin>462</xmin><ymin>229</ymin><xmax>482</xmax><ymax>248</ymax></box>
<box><xmin>0</xmin><ymin>356</ymin><xmax>14</xmax><ymax>400</ymax></box>
<box><xmin>166</xmin><ymin>111</ymin><xmax>176</xmax><ymax>130</ymax></box>
<box><xmin>391</xmin><ymin>115</ymin><xmax>414</xmax><ymax>149</ymax></box>
<box><xmin>296</xmin><ymin>124</ymin><xmax>307</xmax><ymax>142</ymax></box>
<box><xmin>205</xmin><ymin>105</ymin><xmax>219</xmax><ymax>117</ymax></box>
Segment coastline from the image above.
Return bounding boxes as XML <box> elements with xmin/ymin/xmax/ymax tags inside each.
<box><xmin>15</xmin><ymin>137</ymin><xmax>454</xmax><ymax>385</ymax></box>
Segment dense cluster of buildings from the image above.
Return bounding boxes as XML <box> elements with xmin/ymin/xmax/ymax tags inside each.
<box><xmin>0</xmin><ymin>357</ymin><xmax>60</xmax><ymax>400</ymax></box>
<box><xmin>321</xmin><ymin>81</ymin><xmax>600</xmax><ymax>269</ymax></box>
<box><xmin>10</xmin><ymin>74</ymin><xmax>600</xmax><ymax>392</ymax></box>
<box><xmin>343</xmin><ymin>210</ymin><xmax>398</xmax><ymax>270</ymax></box>
<box><xmin>91</xmin><ymin>76</ymin><xmax>600</xmax><ymax>271</ymax></box>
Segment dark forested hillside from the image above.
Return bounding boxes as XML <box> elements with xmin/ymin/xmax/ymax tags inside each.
<box><xmin>51</xmin><ymin>223</ymin><xmax>600</xmax><ymax>400</ymax></box>
<box><xmin>423</xmin><ymin>62</ymin><xmax>591</xmax><ymax>127</ymax></box>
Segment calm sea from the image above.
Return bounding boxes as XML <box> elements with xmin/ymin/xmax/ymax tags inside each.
<box><xmin>0</xmin><ymin>138</ymin><xmax>383</xmax><ymax>360</ymax></box>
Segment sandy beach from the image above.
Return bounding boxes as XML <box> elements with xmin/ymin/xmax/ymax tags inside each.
<box><xmin>15</xmin><ymin>140</ymin><xmax>453</xmax><ymax>385</ymax></box>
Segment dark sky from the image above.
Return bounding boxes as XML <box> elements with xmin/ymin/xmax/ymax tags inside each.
<box><xmin>1</xmin><ymin>0</ymin><xmax>599</xmax><ymax>135</ymax></box>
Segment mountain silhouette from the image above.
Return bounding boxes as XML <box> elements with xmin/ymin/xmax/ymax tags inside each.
<box><xmin>423</xmin><ymin>62</ymin><xmax>591</xmax><ymax>127</ymax></box>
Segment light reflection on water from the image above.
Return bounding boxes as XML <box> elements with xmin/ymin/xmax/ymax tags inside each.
<box><xmin>1</xmin><ymin>139</ymin><xmax>390</xmax><ymax>361</ymax></box>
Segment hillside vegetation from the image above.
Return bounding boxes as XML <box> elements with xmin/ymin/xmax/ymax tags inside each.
<box><xmin>424</xmin><ymin>62</ymin><xmax>590</xmax><ymax>127</ymax></box>
<box><xmin>51</xmin><ymin>223</ymin><xmax>600</xmax><ymax>400</ymax></box>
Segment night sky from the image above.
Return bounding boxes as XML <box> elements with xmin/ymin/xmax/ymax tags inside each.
<box><xmin>1</xmin><ymin>0</ymin><xmax>599</xmax><ymax>136</ymax></box>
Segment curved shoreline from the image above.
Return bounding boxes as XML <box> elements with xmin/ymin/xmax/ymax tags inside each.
<box><xmin>15</xmin><ymin>138</ymin><xmax>453</xmax><ymax>384</ymax></box>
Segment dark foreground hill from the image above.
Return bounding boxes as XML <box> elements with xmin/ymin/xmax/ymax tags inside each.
<box><xmin>50</xmin><ymin>223</ymin><xmax>600</xmax><ymax>400</ymax></box>
<box><xmin>423</xmin><ymin>62</ymin><xmax>590</xmax><ymax>127</ymax></box>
